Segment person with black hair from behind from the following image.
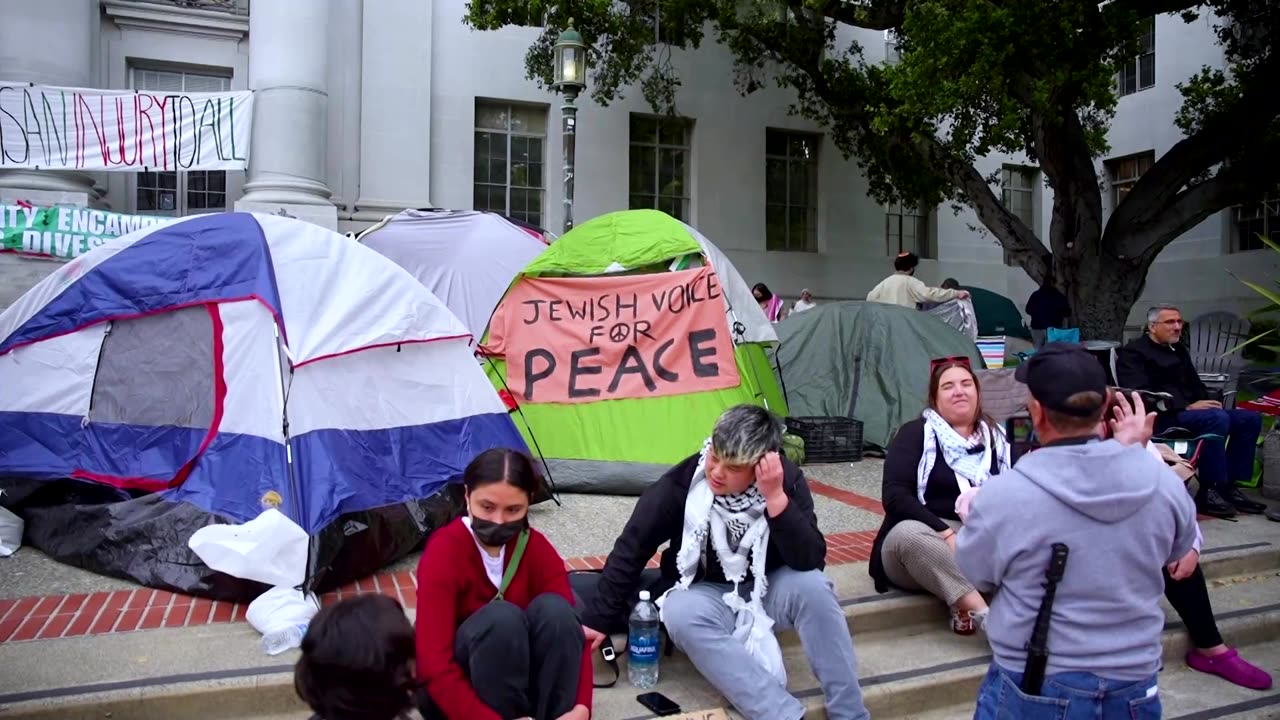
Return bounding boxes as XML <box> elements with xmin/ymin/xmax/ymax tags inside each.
<box><xmin>415</xmin><ymin>448</ymin><xmax>592</xmax><ymax>720</ymax></box>
<box><xmin>294</xmin><ymin>594</ymin><xmax>418</xmax><ymax>720</ymax></box>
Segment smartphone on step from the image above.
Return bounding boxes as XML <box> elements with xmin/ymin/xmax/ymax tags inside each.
<box><xmin>637</xmin><ymin>691</ymin><xmax>683</xmax><ymax>716</ymax></box>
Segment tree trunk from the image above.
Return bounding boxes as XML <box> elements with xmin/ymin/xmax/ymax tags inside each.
<box><xmin>1058</xmin><ymin>250</ymin><xmax>1148</xmax><ymax>342</ymax></box>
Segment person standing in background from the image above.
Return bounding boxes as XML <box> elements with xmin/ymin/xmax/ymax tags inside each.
<box><xmin>867</xmin><ymin>252</ymin><xmax>968</xmax><ymax>309</ymax></box>
<box><xmin>753</xmin><ymin>283</ymin><xmax>788</xmax><ymax>322</ymax></box>
<box><xmin>793</xmin><ymin>289</ymin><xmax>817</xmax><ymax>313</ymax></box>
<box><xmin>1025</xmin><ymin>273</ymin><xmax>1071</xmax><ymax>348</ymax></box>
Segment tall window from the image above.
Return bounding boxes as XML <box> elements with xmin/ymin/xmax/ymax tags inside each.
<box><xmin>629</xmin><ymin>115</ymin><xmax>692</xmax><ymax>222</ymax></box>
<box><xmin>1117</xmin><ymin>17</ymin><xmax>1155</xmax><ymax>96</ymax></box>
<box><xmin>1107</xmin><ymin>152</ymin><xmax>1155</xmax><ymax>210</ymax></box>
<box><xmin>1001</xmin><ymin>166</ymin><xmax>1038</xmax><ymax>264</ymax></box>
<box><xmin>474</xmin><ymin>101</ymin><xmax>547</xmax><ymax>228</ymax></box>
<box><xmin>131</xmin><ymin>68</ymin><xmax>231</xmax><ymax>216</ymax></box>
<box><xmin>1232</xmin><ymin>196</ymin><xmax>1280</xmax><ymax>253</ymax></box>
<box><xmin>885</xmin><ymin>201</ymin><xmax>930</xmax><ymax>258</ymax></box>
<box><xmin>765</xmin><ymin>129</ymin><xmax>818</xmax><ymax>252</ymax></box>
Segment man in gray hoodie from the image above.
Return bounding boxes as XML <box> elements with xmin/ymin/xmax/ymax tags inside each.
<box><xmin>956</xmin><ymin>343</ymin><xmax>1199</xmax><ymax>720</ymax></box>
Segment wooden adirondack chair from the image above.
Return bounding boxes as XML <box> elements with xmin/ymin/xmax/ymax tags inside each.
<box><xmin>1185</xmin><ymin>311</ymin><xmax>1251</xmax><ymax>409</ymax></box>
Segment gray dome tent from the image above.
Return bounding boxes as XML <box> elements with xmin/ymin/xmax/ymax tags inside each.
<box><xmin>772</xmin><ymin>301</ymin><xmax>983</xmax><ymax>450</ymax></box>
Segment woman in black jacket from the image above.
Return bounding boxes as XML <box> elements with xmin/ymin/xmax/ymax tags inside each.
<box><xmin>870</xmin><ymin>358</ymin><xmax>1010</xmax><ymax>634</ymax></box>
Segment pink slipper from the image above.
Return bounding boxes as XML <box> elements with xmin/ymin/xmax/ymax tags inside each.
<box><xmin>1186</xmin><ymin>648</ymin><xmax>1273</xmax><ymax>690</ymax></box>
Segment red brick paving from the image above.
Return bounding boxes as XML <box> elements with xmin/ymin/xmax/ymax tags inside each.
<box><xmin>0</xmin><ymin>478</ymin><xmax>887</xmax><ymax>645</ymax></box>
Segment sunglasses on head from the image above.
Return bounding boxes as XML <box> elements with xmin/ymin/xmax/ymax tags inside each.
<box><xmin>930</xmin><ymin>356</ymin><xmax>972</xmax><ymax>373</ymax></box>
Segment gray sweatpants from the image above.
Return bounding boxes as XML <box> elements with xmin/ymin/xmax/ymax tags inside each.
<box><xmin>661</xmin><ymin>567</ymin><xmax>870</xmax><ymax>720</ymax></box>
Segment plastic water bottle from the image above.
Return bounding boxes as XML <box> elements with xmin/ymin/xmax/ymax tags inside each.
<box><xmin>261</xmin><ymin>622</ymin><xmax>308</xmax><ymax>656</ymax></box>
<box><xmin>628</xmin><ymin>590</ymin><xmax>660</xmax><ymax>688</ymax></box>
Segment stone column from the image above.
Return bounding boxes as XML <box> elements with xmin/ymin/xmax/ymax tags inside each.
<box><xmin>0</xmin><ymin>0</ymin><xmax>98</xmax><ymax>206</ymax></box>
<box><xmin>235</xmin><ymin>0</ymin><xmax>337</xmax><ymax>229</ymax></box>
<box><xmin>349</xmin><ymin>0</ymin><xmax>433</xmax><ymax>222</ymax></box>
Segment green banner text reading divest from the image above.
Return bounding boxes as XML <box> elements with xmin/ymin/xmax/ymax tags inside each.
<box><xmin>1</xmin><ymin>205</ymin><xmax>169</xmax><ymax>261</ymax></box>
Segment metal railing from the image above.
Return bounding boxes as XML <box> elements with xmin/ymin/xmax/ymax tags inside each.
<box><xmin>127</xmin><ymin>0</ymin><xmax>249</xmax><ymax>15</ymax></box>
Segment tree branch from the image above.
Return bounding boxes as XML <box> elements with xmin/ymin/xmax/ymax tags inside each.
<box><xmin>818</xmin><ymin>0</ymin><xmax>906</xmax><ymax>30</ymax></box>
<box><xmin>1101</xmin><ymin>0</ymin><xmax>1203</xmax><ymax>24</ymax></box>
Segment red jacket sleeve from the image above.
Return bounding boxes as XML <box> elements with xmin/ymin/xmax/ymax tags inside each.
<box><xmin>530</xmin><ymin>532</ymin><xmax>594</xmax><ymax>714</ymax></box>
<box><xmin>415</xmin><ymin>532</ymin><xmax>502</xmax><ymax>720</ymax></box>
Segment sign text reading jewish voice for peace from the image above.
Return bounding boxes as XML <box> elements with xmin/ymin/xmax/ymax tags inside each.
<box><xmin>0</xmin><ymin>83</ymin><xmax>253</xmax><ymax>172</ymax></box>
<box><xmin>500</xmin><ymin>266</ymin><xmax>742</xmax><ymax>404</ymax></box>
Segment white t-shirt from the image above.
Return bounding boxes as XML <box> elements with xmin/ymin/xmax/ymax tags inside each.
<box><xmin>793</xmin><ymin>299</ymin><xmax>816</xmax><ymax>312</ymax></box>
<box><xmin>462</xmin><ymin>517</ymin><xmax>506</xmax><ymax>589</ymax></box>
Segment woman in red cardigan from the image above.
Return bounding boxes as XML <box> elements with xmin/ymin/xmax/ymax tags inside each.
<box><xmin>416</xmin><ymin>448</ymin><xmax>592</xmax><ymax>720</ymax></box>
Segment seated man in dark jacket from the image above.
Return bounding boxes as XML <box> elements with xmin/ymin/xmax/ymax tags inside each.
<box><xmin>1116</xmin><ymin>304</ymin><xmax>1266</xmax><ymax>518</ymax></box>
<box><xmin>578</xmin><ymin>405</ymin><xmax>869</xmax><ymax>720</ymax></box>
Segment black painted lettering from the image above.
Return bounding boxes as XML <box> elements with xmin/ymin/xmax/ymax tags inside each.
<box><xmin>689</xmin><ymin>328</ymin><xmax>720</xmax><ymax>378</ymax></box>
<box><xmin>568</xmin><ymin>347</ymin><xmax>603</xmax><ymax>398</ymax></box>
<box><xmin>521</xmin><ymin>299</ymin><xmax>546</xmax><ymax>324</ymax></box>
<box><xmin>633</xmin><ymin>319</ymin><xmax>654</xmax><ymax>341</ymax></box>
<box><xmin>608</xmin><ymin>345</ymin><xmax>657</xmax><ymax>393</ymax></box>
<box><xmin>523</xmin><ymin>349</ymin><xmax>556</xmax><ymax>401</ymax></box>
<box><xmin>615</xmin><ymin>292</ymin><xmax>638</xmax><ymax>319</ymax></box>
<box><xmin>653</xmin><ymin>339</ymin><xmax>679</xmax><ymax>382</ymax></box>
<box><xmin>588</xmin><ymin>325</ymin><xmax>605</xmax><ymax>344</ymax></box>
<box><xmin>548</xmin><ymin>300</ymin><xmax>563</xmax><ymax>322</ymax></box>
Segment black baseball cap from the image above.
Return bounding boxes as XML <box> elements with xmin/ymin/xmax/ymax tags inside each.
<box><xmin>1014</xmin><ymin>343</ymin><xmax>1108</xmax><ymax>417</ymax></box>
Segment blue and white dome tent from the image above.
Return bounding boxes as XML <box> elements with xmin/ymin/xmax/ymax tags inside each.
<box><xmin>0</xmin><ymin>212</ymin><xmax>529</xmax><ymax>601</ymax></box>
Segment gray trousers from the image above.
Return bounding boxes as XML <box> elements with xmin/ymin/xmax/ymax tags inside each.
<box><xmin>661</xmin><ymin>567</ymin><xmax>870</xmax><ymax>720</ymax></box>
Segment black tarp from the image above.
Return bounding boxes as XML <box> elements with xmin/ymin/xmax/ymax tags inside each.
<box><xmin>0</xmin><ymin>476</ymin><xmax>466</xmax><ymax>604</ymax></box>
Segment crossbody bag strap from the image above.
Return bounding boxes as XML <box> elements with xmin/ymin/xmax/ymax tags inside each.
<box><xmin>494</xmin><ymin>530</ymin><xmax>530</xmax><ymax>601</ymax></box>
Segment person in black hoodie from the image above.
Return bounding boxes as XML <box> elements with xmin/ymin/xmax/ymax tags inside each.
<box><xmin>1115</xmin><ymin>304</ymin><xmax>1267</xmax><ymax>519</ymax></box>
<box><xmin>1025</xmin><ymin>275</ymin><xmax>1071</xmax><ymax>348</ymax></box>
<box><xmin>578</xmin><ymin>405</ymin><xmax>869</xmax><ymax>720</ymax></box>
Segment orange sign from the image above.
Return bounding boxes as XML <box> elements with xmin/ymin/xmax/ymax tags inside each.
<box><xmin>487</xmin><ymin>266</ymin><xmax>740</xmax><ymax>404</ymax></box>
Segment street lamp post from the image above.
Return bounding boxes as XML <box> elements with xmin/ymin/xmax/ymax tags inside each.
<box><xmin>552</xmin><ymin>21</ymin><xmax>587</xmax><ymax>234</ymax></box>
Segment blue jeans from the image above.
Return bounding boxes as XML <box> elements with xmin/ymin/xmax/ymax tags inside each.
<box><xmin>1157</xmin><ymin>408</ymin><xmax>1262</xmax><ymax>491</ymax></box>
<box><xmin>973</xmin><ymin>664</ymin><xmax>1161</xmax><ymax>720</ymax></box>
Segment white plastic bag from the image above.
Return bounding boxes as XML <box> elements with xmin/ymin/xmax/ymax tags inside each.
<box><xmin>0</xmin><ymin>505</ymin><xmax>23</xmax><ymax>557</ymax></box>
<box><xmin>188</xmin><ymin>508</ymin><xmax>309</xmax><ymax>588</ymax></box>
<box><xmin>247</xmin><ymin>585</ymin><xmax>320</xmax><ymax>655</ymax></box>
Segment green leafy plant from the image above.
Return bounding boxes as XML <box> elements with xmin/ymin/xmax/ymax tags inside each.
<box><xmin>1228</xmin><ymin>234</ymin><xmax>1280</xmax><ymax>357</ymax></box>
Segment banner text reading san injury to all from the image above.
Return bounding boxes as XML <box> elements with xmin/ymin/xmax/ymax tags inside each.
<box><xmin>0</xmin><ymin>82</ymin><xmax>252</xmax><ymax>172</ymax></box>
<box><xmin>1</xmin><ymin>204</ymin><xmax>170</xmax><ymax>260</ymax></box>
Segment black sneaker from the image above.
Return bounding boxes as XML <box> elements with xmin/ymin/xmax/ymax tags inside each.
<box><xmin>1221</xmin><ymin>486</ymin><xmax>1267</xmax><ymax>514</ymax></box>
<box><xmin>1197</xmin><ymin>488</ymin><xmax>1238</xmax><ymax>519</ymax></box>
<box><xmin>1267</xmin><ymin>508</ymin><xmax>1280</xmax><ymax>522</ymax></box>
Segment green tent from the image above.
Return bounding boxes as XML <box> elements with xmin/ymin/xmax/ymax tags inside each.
<box><xmin>962</xmin><ymin>286</ymin><xmax>1032</xmax><ymax>341</ymax></box>
<box><xmin>482</xmin><ymin>209</ymin><xmax>788</xmax><ymax>495</ymax></box>
<box><xmin>773</xmin><ymin>301</ymin><xmax>982</xmax><ymax>450</ymax></box>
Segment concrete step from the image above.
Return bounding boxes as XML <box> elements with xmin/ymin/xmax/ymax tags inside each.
<box><xmin>1</xmin><ymin>541</ymin><xmax>1276</xmax><ymax>720</ymax></box>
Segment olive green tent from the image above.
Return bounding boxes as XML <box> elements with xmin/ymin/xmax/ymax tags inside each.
<box><xmin>773</xmin><ymin>301</ymin><xmax>983</xmax><ymax>450</ymax></box>
<box><xmin>962</xmin><ymin>286</ymin><xmax>1032</xmax><ymax>341</ymax></box>
<box><xmin>481</xmin><ymin>209</ymin><xmax>788</xmax><ymax>495</ymax></box>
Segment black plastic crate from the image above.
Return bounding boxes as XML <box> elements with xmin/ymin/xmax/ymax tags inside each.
<box><xmin>785</xmin><ymin>416</ymin><xmax>864</xmax><ymax>464</ymax></box>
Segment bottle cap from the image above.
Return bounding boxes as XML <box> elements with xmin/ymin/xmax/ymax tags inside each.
<box><xmin>639</xmin><ymin>590</ymin><xmax>650</xmax><ymax>601</ymax></box>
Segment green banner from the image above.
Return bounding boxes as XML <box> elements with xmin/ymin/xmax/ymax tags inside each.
<box><xmin>1</xmin><ymin>204</ymin><xmax>170</xmax><ymax>261</ymax></box>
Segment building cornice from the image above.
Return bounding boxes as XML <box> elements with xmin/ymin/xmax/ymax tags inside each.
<box><xmin>101</xmin><ymin>0</ymin><xmax>249</xmax><ymax>41</ymax></box>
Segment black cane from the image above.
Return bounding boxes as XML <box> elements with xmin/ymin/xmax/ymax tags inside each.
<box><xmin>1022</xmin><ymin>543</ymin><xmax>1069</xmax><ymax>695</ymax></box>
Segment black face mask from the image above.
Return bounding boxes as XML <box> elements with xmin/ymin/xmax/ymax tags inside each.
<box><xmin>470</xmin><ymin>515</ymin><xmax>526</xmax><ymax>547</ymax></box>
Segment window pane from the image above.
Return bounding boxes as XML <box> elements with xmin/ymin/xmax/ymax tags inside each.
<box><xmin>788</xmin><ymin>160</ymin><xmax>810</xmax><ymax>206</ymax></box>
<box><xmin>476</xmin><ymin>103</ymin><xmax>509</xmax><ymax>131</ymax></box>
<box><xmin>510</xmin><ymin>105</ymin><xmax>547</xmax><ymax>135</ymax></box>
<box><xmin>658</xmin><ymin>148</ymin><xmax>685</xmax><ymax>198</ymax></box>
<box><xmin>630</xmin><ymin>194</ymin><xmax>656</xmax><ymax>210</ymax></box>
<box><xmin>789</xmin><ymin>135</ymin><xmax>815</xmax><ymax>161</ymax></box>
<box><xmin>788</xmin><ymin>205</ymin><xmax>810</xmax><ymax>250</ymax></box>
<box><xmin>766</xmin><ymin>205</ymin><xmax>787</xmax><ymax>250</ymax></box>
<box><xmin>1139</xmin><ymin>55</ymin><xmax>1154</xmax><ymax>89</ymax></box>
<box><xmin>765</xmin><ymin>159</ymin><xmax>787</xmax><ymax>204</ymax></box>
<box><xmin>631</xmin><ymin>116</ymin><xmax>658</xmax><ymax>144</ymax></box>
<box><xmin>765</xmin><ymin>130</ymin><xmax>786</xmax><ymax>157</ymax></box>
<box><xmin>137</xmin><ymin>187</ymin><xmax>158</xmax><ymax>212</ymax></box>
<box><xmin>658</xmin><ymin>119</ymin><xmax>687</xmax><ymax>146</ymax></box>
<box><xmin>208</xmin><ymin>172</ymin><xmax>226</xmax><ymax>192</ymax></box>
<box><xmin>630</xmin><ymin>145</ymin><xmax>657</xmax><ymax>196</ymax></box>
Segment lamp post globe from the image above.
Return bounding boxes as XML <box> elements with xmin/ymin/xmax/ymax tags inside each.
<box><xmin>552</xmin><ymin>21</ymin><xmax>587</xmax><ymax>234</ymax></box>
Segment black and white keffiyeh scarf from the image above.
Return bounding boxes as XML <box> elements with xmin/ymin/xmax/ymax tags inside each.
<box><xmin>656</xmin><ymin>439</ymin><xmax>787</xmax><ymax>685</ymax></box>
<box><xmin>917</xmin><ymin>408</ymin><xmax>1011</xmax><ymax>504</ymax></box>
